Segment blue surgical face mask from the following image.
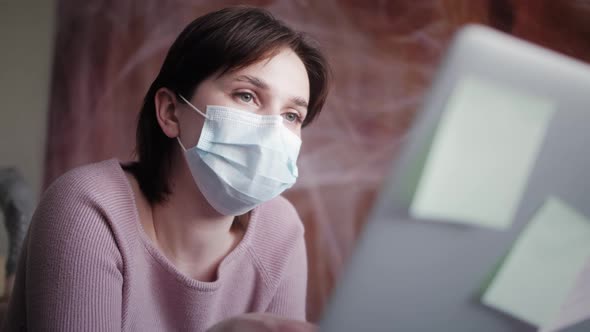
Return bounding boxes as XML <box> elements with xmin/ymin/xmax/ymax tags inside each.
<box><xmin>177</xmin><ymin>94</ymin><xmax>302</xmax><ymax>216</ymax></box>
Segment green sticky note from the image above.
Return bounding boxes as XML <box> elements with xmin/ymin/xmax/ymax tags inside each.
<box><xmin>481</xmin><ymin>197</ymin><xmax>590</xmax><ymax>327</ymax></box>
<box><xmin>410</xmin><ymin>76</ymin><xmax>555</xmax><ymax>229</ymax></box>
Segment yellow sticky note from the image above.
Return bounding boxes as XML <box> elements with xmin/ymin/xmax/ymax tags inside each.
<box><xmin>482</xmin><ymin>198</ymin><xmax>590</xmax><ymax>327</ymax></box>
<box><xmin>410</xmin><ymin>76</ymin><xmax>555</xmax><ymax>229</ymax></box>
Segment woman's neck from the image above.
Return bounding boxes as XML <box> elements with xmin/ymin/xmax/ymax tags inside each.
<box><xmin>128</xmin><ymin>152</ymin><xmax>244</xmax><ymax>281</ymax></box>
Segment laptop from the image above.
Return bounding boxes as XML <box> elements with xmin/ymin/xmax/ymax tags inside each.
<box><xmin>319</xmin><ymin>25</ymin><xmax>590</xmax><ymax>332</ymax></box>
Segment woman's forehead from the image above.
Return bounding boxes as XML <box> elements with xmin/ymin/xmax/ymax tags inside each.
<box><xmin>219</xmin><ymin>49</ymin><xmax>310</xmax><ymax>100</ymax></box>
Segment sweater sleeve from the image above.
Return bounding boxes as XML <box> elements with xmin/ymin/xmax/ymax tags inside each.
<box><xmin>3</xmin><ymin>171</ymin><xmax>124</xmax><ymax>331</ymax></box>
<box><xmin>265</xmin><ymin>232</ymin><xmax>308</xmax><ymax>321</ymax></box>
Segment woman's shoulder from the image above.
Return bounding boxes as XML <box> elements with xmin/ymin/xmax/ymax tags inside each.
<box><xmin>25</xmin><ymin>160</ymin><xmax>127</xmax><ymax>295</ymax></box>
<box><xmin>31</xmin><ymin>158</ymin><xmax>136</xmax><ymax>250</ymax></box>
<box><xmin>44</xmin><ymin>159</ymin><xmax>128</xmax><ymax>201</ymax></box>
<box><xmin>38</xmin><ymin>159</ymin><xmax>136</xmax><ymax>229</ymax></box>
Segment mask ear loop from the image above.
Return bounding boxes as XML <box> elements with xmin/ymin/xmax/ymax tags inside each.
<box><xmin>177</xmin><ymin>94</ymin><xmax>208</xmax><ymax>151</ymax></box>
<box><xmin>177</xmin><ymin>136</ymin><xmax>188</xmax><ymax>152</ymax></box>
<box><xmin>178</xmin><ymin>94</ymin><xmax>208</xmax><ymax>118</ymax></box>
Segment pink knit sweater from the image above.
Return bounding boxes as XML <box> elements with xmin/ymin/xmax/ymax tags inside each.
<box><xmin>2</xmin><ymin>159</ymin><xmax>308</xmax><ymax>331</ymax></box>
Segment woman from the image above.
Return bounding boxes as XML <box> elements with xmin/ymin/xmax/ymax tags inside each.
<box><xmin>3</xmin><ymin>6</ymin><xmax>329</xmax><ymax>331</ymax></box>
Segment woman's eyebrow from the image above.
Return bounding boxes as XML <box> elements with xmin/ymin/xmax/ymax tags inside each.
<box><xmin>235</xmin><ymin>75</ymin><xmax>268</xmax><ymax>89</ymax></box>
<box><xmin>291</xmin><ymin>96</ymin><xmax>308</xmax><ymax>109</ymax></box>
<box><xmin>235</xmin><ymin>74</ymin><xmax>309</xmax><ymax>110</ymax></box>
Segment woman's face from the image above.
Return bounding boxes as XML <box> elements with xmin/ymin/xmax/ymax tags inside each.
<box><xmin>177</xmin><ymin>47</ymin><xmax>310</xmax><ymax>150</ymax></box>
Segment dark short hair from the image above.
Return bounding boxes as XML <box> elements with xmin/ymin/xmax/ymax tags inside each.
<box><xmin>124</xmin><ymin>6</ymin><xmax>331</xmax><ymax>204</ymax></box>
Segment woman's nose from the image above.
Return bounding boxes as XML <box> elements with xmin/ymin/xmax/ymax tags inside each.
<box><xmin>258</xmin><ymin>100</ymin><xmax>283</xmax><ymax>116</ymax></box>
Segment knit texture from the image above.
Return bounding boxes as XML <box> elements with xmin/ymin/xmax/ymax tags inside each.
<box><xmin>2</xmin><ymin>159</ymin><xmax>307</xmax><ymax>331</ymax></box>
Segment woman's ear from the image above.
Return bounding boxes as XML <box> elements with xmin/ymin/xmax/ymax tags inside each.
<box><xmin>154</xmin><ymin>88</ymin><xmax>181</xmax><ymax>138</ymax></box>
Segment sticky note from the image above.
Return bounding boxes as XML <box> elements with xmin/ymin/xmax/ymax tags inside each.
<box><xmin>481</xmin><ymin>198</ymin><xmax>590</xmax><ymax>327</ymax></box>
<box><xmin>410</xmin><ymin>76</ymin><xmax>555</xmax><ymax>229</ymax></box>
<box><xmin>542</xmin><ymin>258</ymin><xmax>590</xmax><ymax>332</ymax></box>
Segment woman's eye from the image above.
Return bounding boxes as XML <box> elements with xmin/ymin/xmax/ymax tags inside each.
<box><xmin>283</xmin><ymin>112</ymin><xmax>301</xmax><ymax>123</ymax></box>
<box><xmin>237</xmin><ymin>92</ymin><xmax>254</xmax><ymax>103</ymax></box>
